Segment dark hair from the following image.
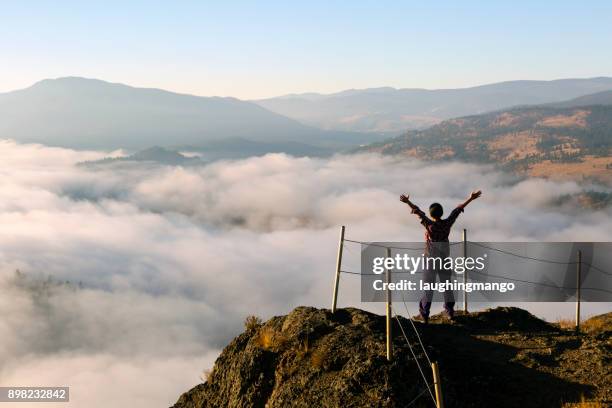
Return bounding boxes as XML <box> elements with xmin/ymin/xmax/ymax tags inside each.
<box><xmin>429</xmin><ymin>202</ymin><xmax>443</xmax><ymax>219</ymax></box>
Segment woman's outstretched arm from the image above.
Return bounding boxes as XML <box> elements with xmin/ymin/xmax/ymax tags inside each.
<box><xmin>400</xmin><ymin>194</ymin><xmax>419</xmax><ymax>211</ymax></box>
<box><xmin>400</xmin><ymin>194</ymin><xmax>432</xmax><ymax>226</ymax></box>
<box><xmin>457</xmin><ymin>190</ymin><xmax>482</xmax><ymax>210</ymax></box>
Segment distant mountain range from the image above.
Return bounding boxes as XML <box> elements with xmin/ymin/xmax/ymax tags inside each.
<box><xmin>255</xmin><ymin>78</ymin><xmax>612</xmax><ymax>134</ymax></box>
<box><xmin>3</xmin><ymin>76</ymin><xmax>612</xmax><ymax>164</ymax></box>
<box><xmin>0</xmin><ymin>77</ymin><xmax>381</xmax><ymax>151</ymax></box>
<box><xmin>359</xmin><ymin>103</ymin><xmax>612</xmax><ymax>184</ymax></box>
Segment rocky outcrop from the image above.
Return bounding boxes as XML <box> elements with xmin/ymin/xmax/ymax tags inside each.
<box><xmin>172</xmin><ymin>307</ymin><xmax>610</xmax><ymax>408</ymax></box>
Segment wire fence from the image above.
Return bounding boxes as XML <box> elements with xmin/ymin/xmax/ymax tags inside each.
<box><xmin>394</xmin><ymin>312</ymin><xmax>437</xmax><ymax>407</ymax></box>
<box><xmin>333</xmin><ymin>231</ymin><xmax>611</xmax><ymax>407</ymax></box>
<box><xmin>339</xmin><ymin>235</ymin><xmax>441</xmax><ymax>406</ymax></box>
<box><xmin>338</xmin><ymin>237</ymin><xmax>612</xmax><ymax>294</ymax></box>
<box><xmin>403</xmin><ymin>387</ymin><xmax>434</xmax><ymax>407</ymax></box>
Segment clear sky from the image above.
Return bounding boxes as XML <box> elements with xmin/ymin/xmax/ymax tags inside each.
<box><xmin>2</xmin><ymin>1</ymin><xmax>612</xmax><ymax>99</ymax></box>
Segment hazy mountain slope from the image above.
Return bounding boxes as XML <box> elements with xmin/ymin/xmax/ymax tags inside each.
<box><xmin>179</xmin><ymin>137</ymin><xmax>333</xmax><ymax>160</ymax></box>
<box><xmin>80</xmin><ymin>141</ymin><xmax>333</xmax><ymax>168</ymax></box>
<box><xmin>254</xmin><ymin>78</ymin><xmax>612</xmax><ymax>134</ymax></box>
<box><xmin>78</xmin><ymin>146</ymin><xmax>199</xmax><ymax>167</ymax></box>
<box><xmin>550</xmin><ymin>90</ymin><xmax>612</xmax><ymax>108</ymax></box>
<box><xmin>359</xmin><ymin>105</ymin><xmax>612</xmax><ymax>184</ymax></box>
<box><xmin>0</xmin><ymin>77</ymin><xmax>379</xmax><ymax>150</ymax></box>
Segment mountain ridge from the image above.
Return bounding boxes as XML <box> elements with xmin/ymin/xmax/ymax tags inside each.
<box><xmin>548</xmin><ymin>90</ymin><xmax>612</xmax><ymax>108</ymax></box>
<box><xmin>0</xmin><ymin>77</ymin><xmax>380</xmax><ymax>151</ymax></box>
<box><xmin>358</xmin><ymin>104</ymin><xmax>612</xmax><ymax>184</ymax></box>
<box><xmin>254</xmin><ymin>77</ymin><xmax>612</xmax><ymax>134</ymax></box>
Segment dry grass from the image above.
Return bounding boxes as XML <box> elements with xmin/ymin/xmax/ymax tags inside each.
<box><xmin>256</xmin><ymin>327</ymin><xmax>288</xmax><ymax>350</ymax></box>
<box><xmin>310</xmin><ymin>347</ymin><xmax>326</xmax><ymax>369</ymax></box>
<box><xmin>557</xmin><ymin>317</ymin><xmax>576</xmax><ymax>330</ymax></box>
<box><xmin>581</xmin><ymin>316</ymin><xmax>609</xmax><ymax>334</ymax></box>
<box><xmin>528</xmin><ymin>156</ymin><xmax>612</xmax><ymax>184</ymax></box>
<box><xmin>491</xmin><ymin>112</ymin><xmax>521</xmax><ymax>127</ymax></box>
<box><xmin>488</xmin><ymin>131</ymin><xmax>539</xmax><ymax>161</ymax></box>
<box><xmin>244</xmin><ymin>315</ymin><xmax>263</xmax><ymax>332</ymax></box>
<box><xmin>537</xmin><ymin>110</ymin><xmax>589</xmax><ymax>128</ymax></box>
<box><xmin>563</xmin><ymin>395</ymin><xmax>605</xmax><ymax>407</ymax></box>
<box><xmin>557</xmin><ymin>313</ymin><xmax>610</xmax><ymax>334</ymax></box>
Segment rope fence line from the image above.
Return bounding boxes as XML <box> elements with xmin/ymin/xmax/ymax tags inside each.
<box><xmin>344</xmin><ymin>238</ymin><xmax>463</xmax><ymax>251</ymax></box>
<box><xmin>403</xmin><ymin>387</ymin><xmax>434</xmax><ymax>408</ymax></box>
<box><xmin>343</xmin><ymin>239</ymin><xmax>426</xmax><ymax>251</ymax></box>
<box><xmin>394</xmin><ymin>312</ymin><xmax>438</xmax><ymax>407</ymax></box>
<box><xmin>339</xmin><ymin>268</ymin><xmax>612</xmax><ymax>295</ymax></box>
<box><xmin>341</xmin><ymin>269</ymin><xmax>424</xmax><ymax>276</ymax></box>
<box><xmin>471</xmin><ymin>242</ymin><xmax>612</xmax><ymax>276</ymax></box>
<box><xmin>333</xmin><ymin>227</ymin><xmax>612</xmax><ymax>407</ymax></box>
<box><xmin>339</xmin><ymin>270</ymin><xmax>364</xmax><ymax>275</ymax></box>
<box><xmin>400</xmin><ymin>295</ymin><xmax>432</xmax><ymax>367</ymax></box>
<box><xmin>342</xmin><ymin>237</ymin><xmax>612</xmax><ymax>277</ymax></box>
<box><xmin>339</xmin><ymin>244</ymin><xmax>364</xmax><ymax>272</ymax></box>
<box><xmin>468</xmin><ymin>269</ymin><xmax>612</xmax><ymax>295</ymax></box>
<box><xmin>332</xmin><ymin>227</ymin><xmax>611</xmax><ymax>407</ymax></box>
<box><xmin>580</xmin><ymin>262</ymin><xmax>612</xmax><ymax>277</ymax></box>
<box><xmin>470</xmin><ymin>242</ymin><xmax>578</xmax><ymax>265</ymax></box>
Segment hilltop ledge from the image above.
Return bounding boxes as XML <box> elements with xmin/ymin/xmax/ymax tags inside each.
<box><xmin>172</xmin><ymin>306</ymin><xmax>610</xmax><ymax>408</ymax></box>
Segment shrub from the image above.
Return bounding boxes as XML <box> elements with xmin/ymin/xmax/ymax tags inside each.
<box><xmin>244</xmin><ymin>315</ymin><xmax>263</xmax><ymax>332</ymax></box>
<box><xmin>256</xmin><ymin>327</ymin><xmax>287</xmax><ymax>350</ymax></box>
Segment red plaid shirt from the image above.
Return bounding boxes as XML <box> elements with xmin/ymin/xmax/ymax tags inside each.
<box><xmin>412</xmin><ymin>206</ymin><xmax>464</xmax><ymax>244</ymax></box>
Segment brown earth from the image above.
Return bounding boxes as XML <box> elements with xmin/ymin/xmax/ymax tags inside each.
<box><xmin>537</xmin><ymin>110</ymin><xmax>590</xmax><ymax>128</ymax></box>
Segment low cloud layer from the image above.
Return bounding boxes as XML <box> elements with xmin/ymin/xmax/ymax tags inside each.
<box><xmin>0</xmin><ymin>140</ymin><xmax>610</xmax><ymax>407</ymax></box>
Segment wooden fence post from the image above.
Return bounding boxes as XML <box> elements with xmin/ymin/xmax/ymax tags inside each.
<box><xmin>431</xmin><ymin>361</ymin><xmax>445</xmax><ymax>408</ymax></box>
<box><xmin>331</xmin><ymin>226</ymin><xmax>345</xmax><ymax>313</ymax></box>
<box><xmin>386</xmin><ymin>246</ymin><xmax>393</xmax><ymax>361</ymax></box>
<box><xmin>575</xmin><ymin>250</ymin><xmax>582</xmax><ymax>331</ymax></box>
<box><xmin>462</xmin><ymin>229</ymin><xmax>468</xmax><ymax>313</ymax></box>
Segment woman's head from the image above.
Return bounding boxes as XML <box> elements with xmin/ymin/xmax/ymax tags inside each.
<box><xmin>429</xmin><ymin>202</ymin><xmax>443</xmax><ymax>219</ymax></box>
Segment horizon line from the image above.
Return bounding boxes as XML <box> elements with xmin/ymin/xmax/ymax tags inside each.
<box><xmin>2</xmin><ymin>75</ymin><xmax>612</xmax><ymax>101</ymax></box>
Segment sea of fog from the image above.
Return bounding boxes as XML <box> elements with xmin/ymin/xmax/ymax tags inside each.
<box><xmin>0</xmin><ymin>139</ymin><xmax>610</xmax><ymax>407</ymax></box>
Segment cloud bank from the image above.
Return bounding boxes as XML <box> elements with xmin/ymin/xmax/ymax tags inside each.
<box><xmin>0</xmin><ymin>140</ymin><xmax>610</xmax><ymax>407</ymax></box>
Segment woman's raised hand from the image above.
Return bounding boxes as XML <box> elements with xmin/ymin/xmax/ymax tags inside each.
<box><xmin>470</xmin><ymin>190</ymin><xmax>482</xmax><ymax>200</ymax></box>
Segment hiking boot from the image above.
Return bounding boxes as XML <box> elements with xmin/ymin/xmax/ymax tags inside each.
<box><xmin>419</xmin><ymin>300</ymin><xmax>431</xmax><ymax>323</ymax></box>
<box><xmin>419</xmin><ymin>312</ymin><xmax>429</xmax><ymax>324</ymax></box>
<box><xmin>444</xmin><ymin>302</ymin><xmax>455</xmax><ymax>321</ymax></box>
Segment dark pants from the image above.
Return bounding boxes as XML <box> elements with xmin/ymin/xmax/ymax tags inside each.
<box><xmin>419</xmin><ymin>244</ymin><xmax>455</xmax><ymax>318</ymax></box>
